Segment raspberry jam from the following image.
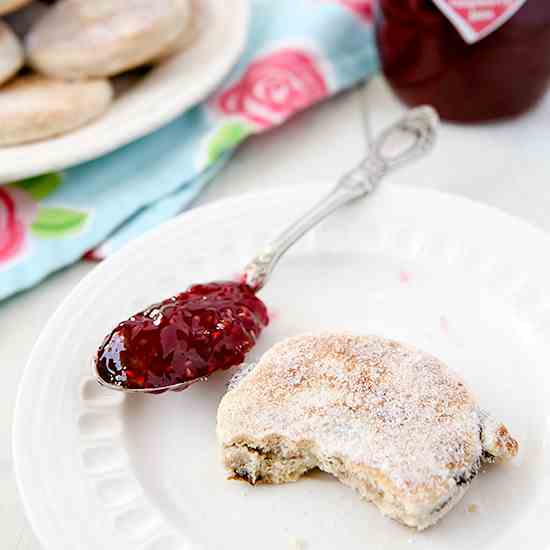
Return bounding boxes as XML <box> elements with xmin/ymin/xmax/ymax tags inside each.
<box><xmin>95</xmin><ymin>281</ymin><xmax>269</xmax><ymax>391</ymax></box>
<box><xmin>375</xmin><ymin>0</ymin><xmax>550</xmax><ymax>122</ymax></box>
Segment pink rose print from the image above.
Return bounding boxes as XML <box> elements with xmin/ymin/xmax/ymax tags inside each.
<box><xmin>0</xmin><ymin>174</ymin><xmax>87</xmax><ymax>269</ymax></box>
<box><xmin>214</xmin><ymin>48</ymin><xmax>329</xmax><ymax>128</ymax></box>
<box><xmin>325</xmin><ymin>0</ymin><xmax>373</xmax><ymax>23</ymax></box>
<box><xmin>0</xmin><ymin>187</ymin><xmax>36</xmax><ymax>265</ymax></box>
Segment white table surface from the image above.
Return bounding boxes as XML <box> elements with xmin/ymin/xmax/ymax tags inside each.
<box><xmin>1</xmin><ymin>75</ymin><xmax>549</xmax><ymax>549</ymax></box>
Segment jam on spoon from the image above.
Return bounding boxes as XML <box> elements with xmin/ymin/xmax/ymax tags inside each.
<box><xmin>94</xmin><ymin>106</ymin><xmax>439</xmax><ymax>393</ymax></box>
<box><xmin>96</xmin><ymin>282</ymin><xmax>269</xmax><ymax>391</ymax></box>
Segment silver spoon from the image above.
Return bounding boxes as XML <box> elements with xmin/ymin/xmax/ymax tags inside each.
<box><xmin>94</xmin><ymin>105</ymin><xmax>439</xmax><ymax>394</ymax></box>
<box><xmin>242</xmin><ymin>106</ymin><xmax>438</xmax><ymax>291</ymax></box>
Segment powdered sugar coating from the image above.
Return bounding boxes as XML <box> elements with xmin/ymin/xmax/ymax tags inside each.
<box><xmin>218</xmin><ymin>333</ymin><xmax>487</xmax><ymax>503</ymax></box>
<box><xmin>26</xmin><ymin>0</ymin><xmax>192</xmax><ymax>78</ymax></box>
<box><xmin>0</xmin><ymin>75</ymin><xmax>113</xmax><ymax>146</ymax></box>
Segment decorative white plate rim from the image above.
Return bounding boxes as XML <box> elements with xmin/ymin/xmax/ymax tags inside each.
<box><xmin>12</xmin><ymin>183</ymin><xmax>550</xmax><ymax>550</ymax></box>
<box><xmin>0</xmin><ymin>0</ymin><xmax>249</xmax><ymax>183</ymax></box>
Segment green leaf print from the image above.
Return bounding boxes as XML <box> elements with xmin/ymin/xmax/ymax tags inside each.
<box><xmin>13</xmin><ymin>172</ymin><xmax>63</xmax><ymax>201</ymax></box>
<box><xmin>31</xmin><ymin>206</ymin><xmax>88</xmax><ymax>238</ymax></box>
<box><xmin>207</xmin><ymin>122</ymin><xmax>252</xmax><ymax>166</ymax></box>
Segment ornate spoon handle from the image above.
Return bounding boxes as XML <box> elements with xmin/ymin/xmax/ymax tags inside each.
<box><xmin>243</xmin><ymin>106</ymin><xmax>439</xmax><ymax>291</ymax></box>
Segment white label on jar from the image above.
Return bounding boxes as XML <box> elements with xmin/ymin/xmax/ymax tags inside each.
<box><xmin>431</xmin><ymin>0</ymin><xmax>527</xmax><ymax>43</ymax></box>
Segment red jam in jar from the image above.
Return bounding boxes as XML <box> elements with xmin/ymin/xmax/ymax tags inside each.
<box><xmin>375</xmin><ymin>1</ymin><xmax>550</xmax><ymax>122</ymax></box>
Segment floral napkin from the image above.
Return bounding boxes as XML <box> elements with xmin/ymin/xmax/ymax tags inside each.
<box><xmin>0</xmin><ymin>0</ymin><xmax>378</xmax><ymax>301</ymax></box>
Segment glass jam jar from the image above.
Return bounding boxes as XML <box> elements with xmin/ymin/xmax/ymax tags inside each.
<box><xmin>375</xmin><ymin>0</ymin><xmax>550</xmax><ymax>122</ymax></box>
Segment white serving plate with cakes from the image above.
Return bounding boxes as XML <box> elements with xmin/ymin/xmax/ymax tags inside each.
<box><xmin>0</xmin><ymin>0</ymin><xmax>249</xmax><ymax>182</ymax></box>
<box><xmin>13</xmin><ymin>183</ymin><xmax>549</xmax><ymax>550</ymax></box>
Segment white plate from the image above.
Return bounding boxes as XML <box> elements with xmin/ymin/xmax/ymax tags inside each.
<box><xmin>13</xmin><ymin>184</ymin><xmax>550</xmax><ymax>550</ymax></box>
<box><xmin>0</xmin><ymin>0</ymin><xmax>249</xmax><ymax>182</ymax></box>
